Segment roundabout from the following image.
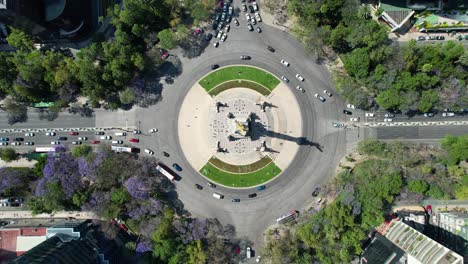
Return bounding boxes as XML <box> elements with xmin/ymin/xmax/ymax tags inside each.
<box><xmin>178</xmin><ymin>66</ymin><xmax>303</xmax><ymax>188</ymax></box>
<box><xmin>135</xmin><ymin>21</ymin><xmax>348</xmax><ymax>246</ymax></box>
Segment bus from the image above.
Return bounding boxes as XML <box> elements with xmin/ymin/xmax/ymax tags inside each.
<box><xmin>35</xmin><ymin>147</ymin><xmax>56</xmax><ymax>153</ymax></box>
<box><xmin>276</xmin><ymin>210</ymin><xmax>299</xmax><ymax>224</ymax></box>
<box><xmin>155</xmin><ymin>164</ymin><xmax>175</xmax><ymax>181</ymax></box>
<box><xmin>111</xmin><ymin>146</ymin><xmax>134</xmax><ymax>153</ymax></box>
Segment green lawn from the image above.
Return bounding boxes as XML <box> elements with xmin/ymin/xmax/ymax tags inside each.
<box><xmin>199</xmin><ymin>161</ymin><xmax>282</xmax><ymax>187</ymax></box>
<box><xmin>208</xmin><ymin>80</ymin><xmax>271</xmax><ymax>96</ymax></box>
<box><xmin>199</xmin><ymin>66</ymin><xmax>280</xmax><ymax>92</ymax></box>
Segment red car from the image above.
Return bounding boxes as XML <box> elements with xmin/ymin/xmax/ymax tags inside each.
<box><xmin>161</xmin><ymin>52</ymin><xmax>169</xmax><ymax>60</ymax></box>
<box><xmin>91</xmin><ymin>140</ymin><xmax>100</xmax><ymax>144</ymax></box>
<box><xmin>129</xmin><ymin>138</ymin><xmax>139</xmax><ymax>143</ymax></box>
<box><xmin>69</xmin><ymin>131</ymin><xmax>79</xmax><ymax>135</ymax></box>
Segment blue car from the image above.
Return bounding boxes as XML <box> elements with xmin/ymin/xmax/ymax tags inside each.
<box><xmin>0</xmin><ymin>138</ymin><xmax>9</xmax><ymax>141</ymax></box>
<box><xmin>256</xmin><ymin>185</ymin><xmax>266</xmax><ymax>191</ymax></box>
<box><xmin>172</xmin><ymin>163</ymin><xmax>182</xmax><ymax>171</ymax></box>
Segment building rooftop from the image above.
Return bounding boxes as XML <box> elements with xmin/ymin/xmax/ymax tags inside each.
<box><xmin>361</xmin><ymin>233</ymin><xmax>406</xmax><ymax>264</ymax></box>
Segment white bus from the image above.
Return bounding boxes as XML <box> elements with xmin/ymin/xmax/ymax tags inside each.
<box><xmin>276</xmin><ymin>210</ymin><xmax>299</xmax><ymax>224</ymax></box>
<box><xmin>111</xmin><ymin>146</ymin><xmax>134</xmax><ymax>153</ymax></box>
<box><xmin>35</xmin><ymin>147</ymin><xmax>56</xmax><ymax>153</ymax></box>
<box><xmin>155</xmin><ymin>164</ymin><xmax>175</xmax><ymax>181</ymax></box>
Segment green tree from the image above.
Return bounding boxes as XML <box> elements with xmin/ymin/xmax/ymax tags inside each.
<box><xmin>418</xmin><ymin>89</ymin><xmax>438</xmax><ymax>112</ymax></box>
<box><xmin>407</xmin><ymin>180</ymin><xmax>429</xmax><ymax>194</ymax></box>
<box><xmin>186</xmin><ymin>240</ymin><xmax>207</xmax><ymax>264</ymax></box>
<box><xmin>425</xmin><ymin>185</ymin><xmax>445</xmax><ymax>199</ymax></box>
<box><xmin>152</xmin><ymin>209</ymin><xmax>178</xmax><ymax>261</ymax></box>
<box><xmin>6</xmin><ymin>28</ymin><xmax>34</xmax><ymax>50</ymax></box>
<box><xmin>458</xmin><ymin>51</ymin><xmax>468</xmax><ymax>66</ymax></box>
<box><xmin>111</xmin><ymin>188</ymin><xmax>130</xmax><ymax>205</ymax></box>
<box><xmin>440</xmin><ymin>135</ymin><xmax>468</xmax><ymax>165</ymax></box>
<box><xmin>119</xmin><ymin>88</ymin><xmax>135</xmax><ymax>105</ymax></box>
<box><xmin>376</xmin><ymin>89</ymin><xmax>400</xmax><ymax>110</ymax></box>
<box><xmin>357</xmin><ymin>139</ymin><xmax>386</xmax><ymax>156</ymax></box>
<box><xmin>72</xmin><ymin>191</ymin><xmax>89</xmax><ymax>207</ymax></box>
<box><xmin>447</xmin><ymin>165</ymin><xmax>466</xmax><ymax>179</ymax></box>
<box><xmin>343</xmin><ymin>48</ymin><xmax>370</xmax><ymax>79</ymax></box>
<box><xmin>2</xmin><ymin>98</ymin><xmax>28</xmax><ymax>125</ymax></box>
<box><xmin>0</xmin><ymin>148</ymin><xmax>18</xmax><ymax>162</ymax></box>
<box><xmin>357</xmin><ymin>5</ymin><xmax>371</xmax><ymax>19</ymax></box>
<box><xmin>34</xmin><ymin>156</ymin><xmax>47</xmax><ymax>177</ymax></box>
<box><xmin>72</xmin><ymin>145</ymin><xmax>93</xmax><ymax>158</ymax></box>
<box><xmin>158</xmin><ymin>29</ymin><xmax>177</xmax><ymax>50</ymax></box>
<box><xmin>454</xmin><ymin>184</ymin><xmax>468</xmax><ymax>200</ymax></box>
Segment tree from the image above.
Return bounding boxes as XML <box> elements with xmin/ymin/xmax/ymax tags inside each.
<box><xmin>111</xmin><ymin>188</ymin><xmax>130</xmax><ymax>205</ymax></box>
<box><xmin>6</xmin><ymin>28</ymin><xmax>33</xmax><ymax>50</ymax></box>
<box><xmin>72</xmin><ymin>145</ymin><xmax>93</xmax><ymax>158</ymax></box>
<box><xmin>376</xmin><ymin>89</ymin><xmax>400</xmax><ymax>110</ymax></box>
<box><xmin>357</xmin><ymin>5</ymin><xmax>371</xmax><ymax>20</ymax></box>
<box><xmin>418</xmin><ymin>89</ymin><xmax>438</xmax><ymax>112</ymax></box>
<box><xmin>343</xmin><ymin>48</ymin><xmax>370</xmax><ymax>79</ymax></box>
<box><xmin>407</xmin><ymin>180</ymin><xmax>429</xmax><ymax>194</ymax></box>
<box><xmin>1</xmin><ymin>98</ymin><xmax>28</xmax><ymax>124</ymax></box>
<box><xmin>357</xmin><ymin>140</ymin><xmax>386</xmax><ymax>156</ymax></box>
<box><xmin>119</xmin><ymin>88</ymin><xmax>135</xmax><ymax>105</ymax></box>
<box><xmin>0</xmin><ymin>148</ymin><xmax>18</xmax><ymax>162</ymax></box>
<box><xmin>185</xmin><ymin>240</ymin><xmax>207</xmax><ymax>264</ymax></box>
<box><xmin>158</xmin><ymin>29</ymin><xmax>177</xmax><ymax>50</ymax></box>
<box><xmin>440</xmin><ymin>135</ymin><xmax>468</xmax><ymax>165</ymax></box>
<box><xmin>425</xmin><ymin>185</ymin><xmax>445</xmax><ymax>199</ymax></box>
<box><xmin>454</xmin><ymin>184</ymin><xmax>468</xmax><ymax>200</ymax></box>
<box><xmin>458</xmin><ymin>51</ymin><xmax>468</xmax><ymax>66</ymax></box>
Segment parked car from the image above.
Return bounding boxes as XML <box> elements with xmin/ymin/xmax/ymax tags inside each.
<box><xmin>205</xmin><ymin>33</ymin><xmax>213</xmax><ymax>41</ymax></box>
<box><xmin>195</xmin><ymin>184</ymin><xmax>203</xmax><ymax>190</ymax></box>
<box><xmin>323</xmin><ymin>90</ymin><xmax>332</xmax><ymax>97</ymax></box>
<box><xmin>228</xmin><ymin>6</ymin><xmax>233</xmax><ymax>15</ymax></box>
<box><xmin>267</xmin><ymin>46</ymin><xmax>275</xmax><ymax>52</ymax></box>
<box><xmin>346</xmin><ymin>104</ymin><xmax>356</xmax><ymax>109</ymax></box>
<box><xmin>0</xmin><ymin>138</ymin><xmax>9</xmax><ymax>142</ymax></box>
<box><xmin>240</xmin><ymin>55</ymin><xmax>251</xmax><ymax>60</ymax></box>
<box><xmin>350</xmin><ymin>117</ymin><xmax>360</xmax><ymax>122</ymax></box>
<box><xmin>172</xmin><ymin>163</ymin><xmax>182</xmax><ymax>171</ymax></box>
<box><xmin>231</xmin><ymin>198</ymin><xmax>240</xmax><ymax>202</ymax></box>
<box><xmin>255</xmin><ymin>12</ymin><xmax>262</xmax><ymax>22</ymax></box>
<box><xmin>149</xmin><ymin>128</ymin><xmax>158</xmax><ymax>133</ymax></box>
<box><xmin>69</xmin><ymin>131</ymin><xmax>79</xmax><ymax>135</ymax></box>
<box><xmin>314</xmin><ymin>93</ymin><xmax>325</xmax><ymax>102</ymax></box>
<box><xmin>280</xmin><ymin>60</ymin><xmax>289</xmax><ymax>66</ymax></box>
<box><xmin>133</xmin><ymin>130</ymin><xmax>141</xmax><ymax>134</ymax></box>
<box><xmin>207</xmin><ymin>182</ymin><xmax>216</xmax><ymax>188</ymax></box>
<box><xmin>213</xmin><ymin>41</ymin><xmax>219</xmax><ymax>48</ymax></box>
<box><xmin>220</xmin><ymin>33</ymin><xmax>227</xmax><ymax>42</ymax></box>
<box><xmin>417</xmin><ymin>36</ymin><xmax>426</xmax><ymax>41</ymax></box>
<box><xmin>14</xmin><ymin>138</ymin><xmax>24</xmax><ymax>141</ymax></box>
<box><xmin>247</xmin><ymin>247</ymin><xmax>252</xmax><ymax>258</ymax></box>
<box><xmin>144</xmin><ymin>149</ymin><xmax>154</xmax><ymax>155</ymax></box>
<box><xmin>129</xmin><ymin>138</ymin><xmax>139</xmax><ymax>143</ymax></box>
<box><xmin>424</xmin><ymin>112</ymin><xmax>434</xmax><ymax>117</ymax></box>
<box><xmin>163</xmin><ymin>151</ymin><xmax>170</xmax><ymax>157</ymax></box>
<box><xmin>224</xmin><ymin>25</ymin><xmax>230</xmax><ymax>32</ymax></box>
<box><xmin>251</xmin><ymin>17</ymin><xmax>256</xmax><ymax>25</ymax></box>
<box><xmin>312</xmin><ymin>187</ymin><xmax>320</xmax><ymax>197</ymax></box>
<box><xmin>245</xmin><ymin>13</ymin><xmax>251</xmax><ymax>21</ymax></box>
<box><xmin>233</xmin><ymin>18</ymin><xmax>239</xmax><ymax>26</ymax></box>
<box><xmin>280</xmin><ymin>76</ymin><xmax>289</xmax><ymax>83</ymax></box>
<box><xmin>252</xmin><ymin>1</ymin><xmax>258</xmax><ymax>11</ymax></box>
<box><xmin>217</xmin><ymin>30</ymin><xmax>223</xmax><ymax>38</ymax></box>
<box><xmin>296</xmin><ymin>86</ymin><xmax>305</xmax><ymax>93</ymax></box>
<box><xmin>295</xmin><ymin>74</ymin><xmax>304</xmax><ymax>81</ymax></box>
<box><xmin>0</xmin><ymin>142</ymin><xmax>8</xmax><ymax>146</ymax></box>
<box><xmin>11</xmin><ymin>142</ymin><xmax>21</xmax><ymax>146</ymax></box>
<box><xmin>24</xmin><ymin>133</ymin><xmax>34</xmax><ymax>137</ymax></box>
<box><xmin>442</xmin><ymin>112</ymin><xmax>455</xmax><ymax>117</ymax></box>
<box><xmin>256</xmin><ymin>26</ymin><xmax>261</xmax><ymax>33</ymax></box>
<box><xmin>256</xmin><ymin>256</ymin><xmax>261</xmax><ymax>263</ymax></box>
<box><xmin>384</xmin><ymin>118</ymin><xmax>393</xmax><ymax>122</ymax></box>
<box><xmin>247</xmin><ymin>23</ymin><xmax>253</xmax><ymax>31</ymax></box>
<box><xmin>365</xmin><ymin>113</ymin><xmax>375</xmax><ymax>117</ymax></box>
<box><xmin>343</xmin><ymin>110</ymin><xmax>352</xmax><ymax>115</ymax></box>
<box><xmin>256</xmin><ymin>185</ymin><xmax>266</xmax><ymax>191</ymax></box>
<box><xmin>436</xmin><ymin>36</ymin><xmax>445</xmax><ymax>40</ymax></box>
<box><xmin>248</xmin><ymin>193</ymin><xmax>257</xmax><ymax>198</ymax></box>
<box><xmin>384</xmin><ymin>113</ymin><xmax>395</xmax><ymax>118</ymax></box>
<box><xmin>45</xmin><ymin>132</ymin><xmax>56</xmax><ymax>136</ymax></box>
<box><xmin>241</xmin><ymin>4</ymin><xmax>247</xmax><ymax>11</ymax></box>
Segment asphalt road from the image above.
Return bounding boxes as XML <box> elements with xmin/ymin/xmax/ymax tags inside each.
<box><xmin>0</xmin><ymin>109</ymin><xmax>97</xmax><ymax>129</ymax></box>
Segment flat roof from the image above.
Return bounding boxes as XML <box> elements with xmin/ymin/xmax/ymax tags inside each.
<box><xmin>16</xmin><ymin>236</ymin><xmax>47</xmax><ymax>252</ymax></box>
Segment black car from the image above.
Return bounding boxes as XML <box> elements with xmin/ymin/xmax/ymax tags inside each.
<box><xmin>195</xmin><ymin>184</ymin><xmax>203</xmax><ymax>190</ymax></box>
<box><xmin>436</xmin><ymin>36</ymin><xmax>445</xmax><ymax>40</ymax></box>
<box><xmin>215</xmin><ymin>13</ymin><xmax>221</xmax><ymax>21</ymax></box>
<box><xmin>163</xmin><ymin>151</ymin><xmax>170</xmax><ymax>157</ymax></box>
<box><xmin>211</xmin><ymin>64</ymin><xmax>219</xmax><ymax>70</ymax></box>
<box><xmin>205</xmin><ymin>33</ymin><xmax>213</xmax><ymax>41</ymax></box>
<box><xmin>172</xmin><ymin>163</ymin><xmax>182</xmax><ymax>171</ymax></box>
<box><xmin>207</xmin><ymin>182</ymin><xmax>216</xmax><ymax>188</ymax></box>
<box><xmin>249</xmin><ymin>5</ymin><xmax>254</xmax><ymax>13</ymax></box>
<box><xmin>14</xmin><ymin>138</ymin><xmax>24</xmax><ymax>141</ymax></box>
<box><xmin>231</xmin><ymin>198</ymin><xmax>240</xmax><ymax>202</ymax></box>
<box><xmin>343</xmin><ymin>110</ymin><xmax>352</xmax><ymax>115</ymax></box>
<box><xmin>58</xmin><ymin>136</ymin><xmax>68</xmax><ymax>140</ymax></box>
<box><xmin>240</xmin><ymin>55</ymin><xmax>251</xmax><ymax>60</ymax></box>
<box><xmin>267</xmin><ymin>46</ymin><xmax>275</xmax><ymax>52</ymax></box>
<box><xmin>312</xmin><ymin>187</ymin><xmax>321</xmax><ymax>197</ymax></box>
<box><xmin>248</xmin><ymin>193</ymin><xmax>257</xmax><ymax>198</ymax></box>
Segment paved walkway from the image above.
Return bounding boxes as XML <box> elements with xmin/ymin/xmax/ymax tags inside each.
<box><xmin>0</xmin><ymin>210</ymin><xmax>99</xmax><ymax>220</ymax></box>
<box><xmin>0</xmin><ymin>158</ymin><xmax>37</xmax><ymax>168</ymax></box>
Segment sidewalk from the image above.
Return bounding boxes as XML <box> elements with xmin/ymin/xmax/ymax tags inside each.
<box><xmin>0</xmin><ymin>210</ymin><xmax>99</xmax><ymax>220</ymax></box>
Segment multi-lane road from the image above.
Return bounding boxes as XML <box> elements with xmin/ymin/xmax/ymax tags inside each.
<box><xmin>0</xmin><ymin>1</ymin><xmax>467</xmax><ymax>255</ymax></box>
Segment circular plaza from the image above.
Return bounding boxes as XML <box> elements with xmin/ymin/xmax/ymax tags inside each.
<box><xmin>177</xmin><ymin>65</ymin><xmax>303</xmax><ymax>188</ymax></box>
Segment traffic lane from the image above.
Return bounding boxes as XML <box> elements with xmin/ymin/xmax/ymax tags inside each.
<box><xmin>374</xmin><ymin>125</ymin><xmax>468</xmax><ymax>140</ymax></box>
<box><xmin>0</xmin><ymin>109</ymin><xmax>96</xmax><ymax>129</ymax></box>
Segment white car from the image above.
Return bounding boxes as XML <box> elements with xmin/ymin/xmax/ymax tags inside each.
<box><xmin>149</xmin><ymin>128</ymin><xmax>158</xmax><ymax>133</ymax></box>
<box><xmin>100</xmin><ymin>136</ymin><xmax>112</xmax><ymax>140</ymax></box>
<box><xmin>144</xmin><ymin>149</ymin><xmax>154</xmax><ymax>155</ymax></box>
<box><xmin>24</xmin><ymin>133</ymin><xmax>34</xmax><ymax>137</ymax></box>
<box><xmin>315</xmin><ymin>93</ymin><xmax>325</xmax><ymax>102</ymax></box>
<box><xmin>296</xmin><ymin>86</ymin><xmax>305</xmax><ymax>93</ymax></box>
<box><xmin>133</xmin><ymin>130</ymin><xmax>141</xmax><ymax>134</ymax></box>
<box><xmin>11</xmin><ymin>142</ymin><xmax>21</xmax><ymax>146</ymax></box>
<box><xmin>51</xmin><ymin>141</ymin><xmax>60</xmax><ymax>145</ymax></box>
<box><xmin>45</xmin><ymin>132</ymin><xmax>56</xmax><ymax>136</ymax></box>
<box><xmin>234</xmin><ymin>18</ymin><xmax>239</xmax><ymax>26</ymax></box>
<box><xmin>280</xmin><ymin>60</ymin><xmax>289</xmax><ymax>66</ymax></box>
<box><xmin>0</xmin><ymin>142</ymin><xmax>8</xmax><ymax>146</ymax></box>
<box><xmin>241</xmin><ymin>4</ymin><xmax>247</xmax><ymax>12</ymax></box>
<box><xmin>213</xmin><ymin>41</ymin><xmax>219</xmax><ymax>48</ymax></box>
<box><xmin>246</xmin><ymin>246</ymin><xmax>251</xmax><ymax>258</ymax></box>
<box><xmin>247</xmin><ymin>23</ymin><xmax>253</xmax><ymax>31</ymax></box>
<box><xmin>224</xmin><ymin>25</ymin><xmax>230</xmax><ymax>32</ymax></box>
<box><xmin>24</xmin><ymin>142</ymin><xmax>34</xmax><ymax>145</ymax></box>
<box><xmin>442</xmin><ymin>112</ymin><xmax>455</xmax><ymax>117</ymax></box>
<box><xmin>350</xmin><ymin>117</ymin><xmax>360</xmax><ymax>122</ymax></box>
<box><xmin>323</xmin><ymin>90</ymin><xmax>332</xmax><ymax>97</ymax></box>
<box><xmin>365</xmin><ymin>113</ymin><xmax>375</xmax><ymax>117</ymax></box>
<box><xmin>384</xmin><ymin>113</ymin><xmax>395</xmax><ymax>118</ymax></box>
<box><xmin>256</xmin><ymin>256</ymin><xmax>261</xmax><ymax>263</ymax></box>
<box><xmin>255</xmin><ymin>12</ymin><xmax>262</xmax><ymax>22</ymax></box>
<box><xmin>384</xmin><ymin>118</ymin><xmax>393</xmax><ymax>122</ymax></box>
<box><xmin>346</xmin><ymin>104</ymin><xmax>356</xmax><ymax>109</ymax></box>
<box><xmin>245</xmin><ymin>13</ymin><xmax>251</xmax><ymax>21</ymax></box>
<box><xmin>295</xmin><ymin>74</ymin><xmax>304</xmax><ymax>81</ymax></box>
<box><xmin>72</xmin><ymin>141</ymin><xmax>82</xmax><ymax>145</ymax></box>
<box><xmin>78</xmin><ymin>137</ymin><xmax>88</xmax><ymax>140</ymax></box>
<box><xmin>253</xmin><ymin>1</ymin><xmax>258</xmax><ymax>11</ymax></box>
<box><xmin>280</xmin><ymin>76</ymin><xmax>289</xmax><ymax>83</ymax></box>
<box><xmin>112</xmin><ymin>140</ymin><xmax>123</xmax><ymax>144</ymax></box>
<box><xmin>251</xmin><ymin>17</ymin><xmax>256</xmax><ymax>25</ymax></box>
<box><xmin>221</xmin><ymin>33</ymin><xmax>227</xmax><ymax>42</ymax></box>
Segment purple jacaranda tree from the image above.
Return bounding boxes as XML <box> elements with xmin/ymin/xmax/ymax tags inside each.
<box><xmin>81</xmin><ymin>190</ymin><xmax>111</xmax><ymax>214</ymax></box>
<box><xmin>128</xmin><ymin>198</ymin><xmax>163</xmax><ymax>219</ymax></box>
<box><xmin>0</xmin><ymin>168</ymin><xmax>22</xmax><ymax>195</ymax></box>
<box><xmin>173</xmin><ymin>218</ymin><xmax>208</xmax><ymax>244</ymax></box>
<box><xmin>135</xmin><ymin>242</ymin><xmax>152</xmax><ymax>253</ymax></box>
<box><xmin>124</xmin><ymin>176</ymin><xmax>150</xmax><ymax>200</ymax></box>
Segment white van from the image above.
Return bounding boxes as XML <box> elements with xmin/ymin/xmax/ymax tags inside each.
<box><xmin>212</xmin><ymin>193</ymin><xmax>224</xmax><ymax>199</ymax></box>
<box><xmin>114</xmin><ymin>132</ymin><xmax>127</xmax><ymax>136</ymax></box>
